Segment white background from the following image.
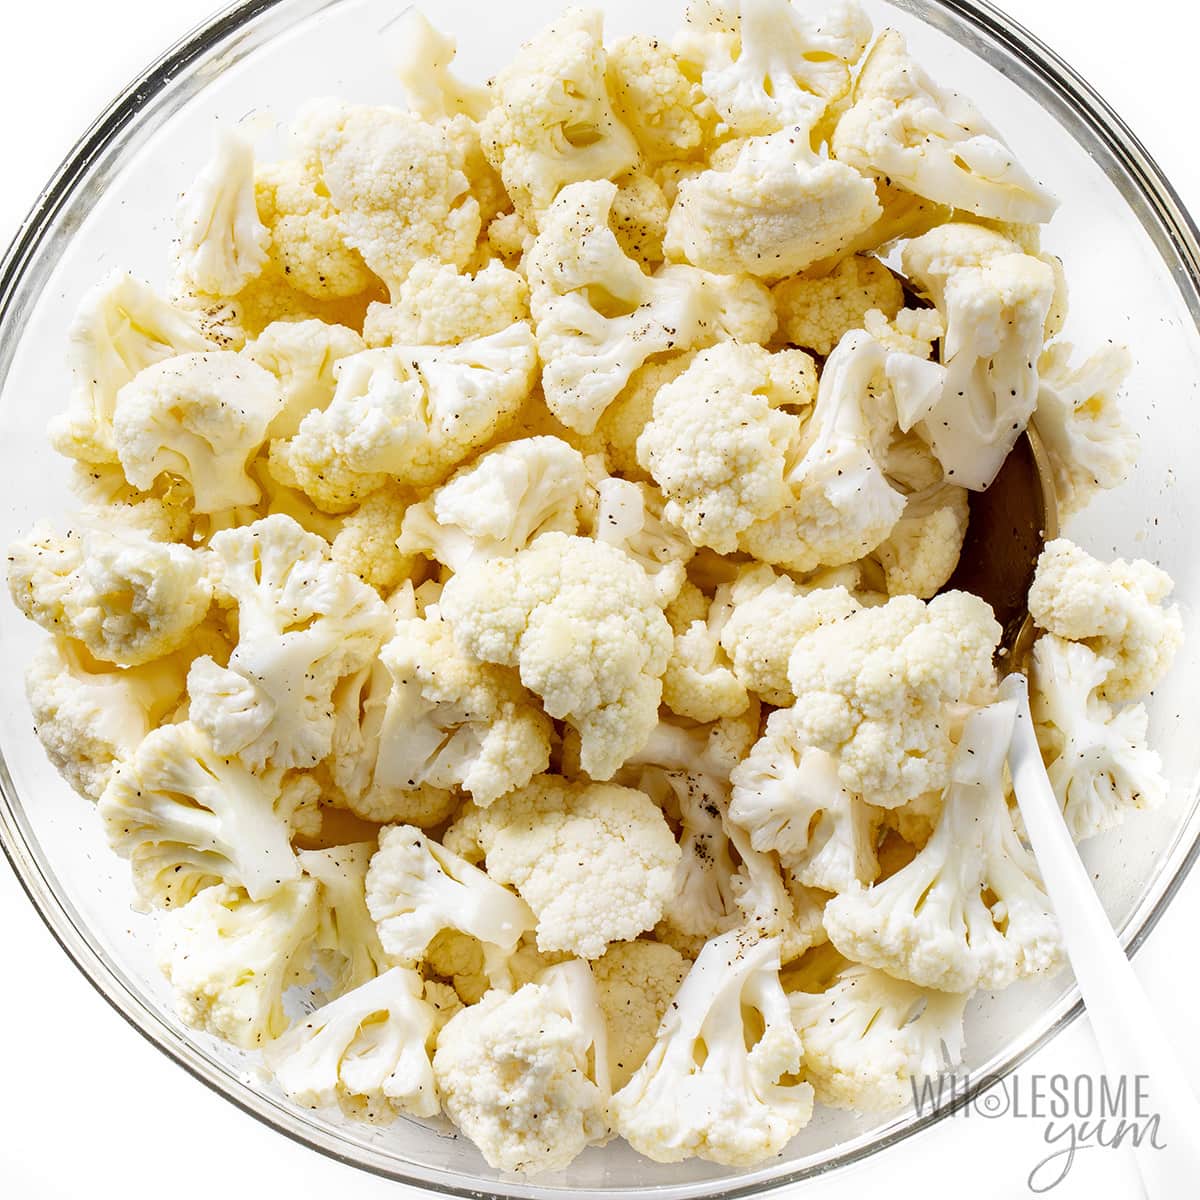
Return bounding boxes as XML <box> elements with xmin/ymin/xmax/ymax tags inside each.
<box><xmin>1</xmin><ymin>2</ymin><xmax>1197</xmax><ymax>1197</ymax></box>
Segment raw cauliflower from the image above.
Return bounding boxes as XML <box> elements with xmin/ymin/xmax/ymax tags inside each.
<box><xmin>773</xmin><ymin>254</ymin><xmax>903</xmax><ymax>356</ymax></box>
<box><xmin>1031</xmin><ymin>634</ymin><xmax>1168</xmax><ymax>841</ymax></box>
<box><xmin>785</xmin><ymin>590</ymin><xmax>1001</xmax><ymax>807</ymax></box>
<box><xmin>661</xmin><ymin>583</ymin><xmax>749</xmax><ymax>723</ymax></box>
<box><xmin>329</xmin><ymin>482</ymin><xmax>414</xmax><ymax>594</ymax></box>
<box><xmin>8</xmin><ymin>515</ymin><xmax>212</xmax><ymax>667</ymax></box>
<box><xmin>872</xmin><ymin>481</ymin><xmax>970</xmax><ymax>599</ymax></box>
<box><xmin>445</xmin><ymin>775</ymin><xmax>680</xmax><ymax>958</ymax></box>
<box><xmin>433</xmin><ymin>963</ymin><xmax>611</xmax><ymax>1173</ymax></box>
<box><xmin>592</xmin><ymin>939</ymin><xmax>689</xmax><ymax>1089</ymax></box>
<box><xmin>1028</xmin><ymin>538</ymin><xmax>1183</xmax><ymax>701</ymax></box>
<box><xmin>612</xmin><ymin>931</ymin><xmax>814</xmax><ymax>1166</ymax></box>
<box><xmin>478</xmin><ymin>8</ymin><xmax>638</xmax><ymax>225</ymax></box>
<box><xmin>636</xmin><ymin>342</ymin><xmax>816</xmax><ymax>553</ymax></box>
<box><xmin>824</xmin><ymin>702</ymin><xmax>1061</xmax><ymax>992</ymax></box>
<box><xmin>268</xmin><ymin>324</ymin><xmax>537</xmax><ymax>511</ymax></box>
<box><xmin>440</xmin><ymin>532</ymin><xmax>673</xmax><ymax>780</ymax></box>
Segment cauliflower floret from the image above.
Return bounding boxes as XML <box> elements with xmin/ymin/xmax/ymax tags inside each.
<box><xmin>158</xmin><ymin>879</ymin><xmax>320</xmax><ymax>1048</ymax></box>
<box><xmin>1028</xmin><ymin>539</ymin><xmax>1183</xmax><ymax>701</ymax></box>
<box><xmin>441</xmin><ymin>532</ymin><xmax>673</xmax><ymax>779</ymax></box>
<box><xmin>487</xmin><ymin>210</ymin><xmax>533</xmax><ymax>260</ymax></box>
<box><xmin>393</xmin><ymin>10</ymin><xmax>490</xmax><ymax>122</ymax></box>
<box><xmin>832</xmin><ymin>29</ymin><xmax>1057</xmax><ymax>223</ymax></box>
<box><xmin>251</xmin><ymin>157</ymin><xmax>377</xmax><ymax>303</ymax></box>
<box><xmin>187</xmin><ymin>515</ymin><xmax>389</xmax><ymax>771</ymax></box>
<box><xmin>606</xmin><ymin>35</ymin><xmax>709</xmax><ymax>164</ymax></box>
<box><xmin>773</xmin><ymin>254</ymin><xmax>903</xmax><ymax>356</ymax></box>
<box><xmin>433</xmin><ymin>963</ymin><xmax>611</xmax><ymax>1174</ymax></box>
<box><xmin>297</xmin><ymin>843</ymin><xmax>393</xmax><ymax>995</ymax></box>
<box><xmin>609</xmin><ymin>171</ymin><xmax>671</xmax><ymax>268</ymax></box>
<box><xmin>872</xmin><ymin>481</ymin><xmax>970</xmax><ymax>599</ymax></box>
<box><xmin>112</xmin><ymin>350</ymin><xmax>282</xmax><ymax>513</ymax></box>
<box><xmin>662</xmin><ymin>583</ymin><xmax>749</xmax><ymax>722</ymax></box>
<box><xmin>730</xmin><ymin>711</ymin><xmax>879</xmax><ymax>893</ymax></box>
<box><xmin>24</xmin><ymin>636</ymin><xmax>188</xmax><ymax>800</ymax></box>
<box><xmin>362</xmin><ymin>259</ymin><xmax>529</xmax><ymax>347</ymax></box>
<box><xmin>719</xmin><ymin>563</ymin><xmax>861</xmax><ymax>706</ymax></box>
<box><xmin>446</xmin><ymin>776</ymin><xmax>680</xmax><ymax>958</ymax></box>
<box><xmin>97</xmin><ymin>721</ymin><xmax>302</xmax><ymax>910</ymax></box>
<box><xmin>269</xmin><ymin>323</ymin><xmax>537</xmax><ymax>511</ymax></box>
<box><xmin>864</xmin><ymin>304</ymin><xmax>945</xmax><ymax>359</ymax></box>
<box><xmin>174</xmin><ymin>129</ymin><xmax>270</xmax><ymax>298</ymax></box>
<box><xmin>899</xmin><ymin>223</ymin><xmax>1056</xmax><ymax>491</ymax></box>
<box><xmin>785</xmin><ymin>590</ymin><xmax>1001</xmax><ymax>807</ymax></box>
<box><xmin>612</xmin><ymin>931</ymin><xmax>813</xmax><ymax>1166</ymax></box>
<box><xmin>478</xmin><ymin>8</ymin><xmax>638</xmax><ymax>225</ymax></box>
<box><xmin>592</xmin><ymin>940</ymin><xmax>689</xmax><ymax>1090</ymax></box>
<box><xmin>365</xmin><ymin>824</ymin><xmax>534</xmax><ymax>966</ymax></box>
<box><xmin>824</xmin><ymin>702</ymin><xmax>1061</xmax><ymax>991</ymax></box>
<box><xmin>264</xmin><ymin>966</ymin><xmax>438</xmax><ymax>1122</ymax></box>
<box><xmin>677</xmin><ymin>0</ymin><xmax>872</xmax><ymax>137</ymax></box>
<box><xmin>1031</xmin><ymin>635</ymin><xmax>1168</xmax><ymax>841</ymax></box>
<box><xmin>8</xmin><ymin>516</ymin><xmax>212</xmax><ymax>667</ymax></box>
<box><xmin>1032</xmin><ymin>341</ymin><xmax>1137</xmax><ymax>517</ymax></box>
<box><xmin>370</xmin><ymin>605</ymin><xmax>552</xmax><ymax>806</ymax></box>
<box><xmin>740</xmin><ymin>329</ymin><xmax>910</xmax><ymax>573</ymax></box>
<box><xmin>589</xmin><ymin>476</ymin><xmax>695</xmax><ymax>605</ymax></box>
<box><xmin>637</xmin><ymin>343</ymin><xmax>815</xmax><ymax>553</ymax></box>
<box><xmin>526</xmin><ymin>178</ymin><xmax>774</xmax><ymax>433</ymax></box>
<box><xmin>48</xmin><ymin>272</ymin><xmax>213</xmax><ymax>465</ymax></box>
<box><xmin>664</xmin><ymin>129</ymin><xmax>882</xmax><ymax>280</ymax></box>
<box><xmin>246</xmin><ymin>319</ymin><xmax>365</xmax><ymax>440</ymax></box>
<box><xmin>397</xmin><ymin>437</ymin><xmax>588</xmax><ymax>571</ymax></box>
<box><xmin>329</xmin><ymin>482</ymin><xmax>414</xmax><ymax>594</ymax></box>
<box><xmin>298</xmin><ymin>101</ymin><xmax>480</xmax><ymax>296</ymax></box>
<box><xmin>789</xmin><ymin>961</ymin><xmax>967</xmax><ymax>1110</ymax></box>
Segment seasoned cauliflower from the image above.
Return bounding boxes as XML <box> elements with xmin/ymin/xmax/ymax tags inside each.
<box><xmin>113</xmin><ymin>351</ymin><xmax>282</xmax><ymax>513</ymax></box>
<box><xmin>298</xmin><ymin>101</ymin><xmax>480</xmax><ymax>295</ymax></box>
<box><xmin>441</xmin><ymin>532</ymin><xmax>673</xmax><ymax>780</ymax></box>
<box><xmin>872</xmin><ymin>481</ymin><xmax>970</xmax><ymax>599</ymax></box>
<box><xmin>1031</xmin><ymin>635</ymin><xmax>1168</xmax><ymax>841</ymax></box>
<box><xmin>362</xmin><ymin>259</ymin><xmax>529</xmax><ymax>347</ymax></box>
<box><xmin>1028</xmin><ymin>539</ymin><xmax>1183</xmax><ymax>701</ymax></box>
<box><xmin>264</xmin><ymin>966</ymin><xmax>439</xmax><ymax>1121</ymax></box>
<box><xmin>8</xmin><ymin>516</ymin><xmax>212</xmax><ymax>667</ymax></box>
<box><xmin>446</xmin><ymin>775</ymin><xmax>680</xmax><ymax>958</ymax></box>
<box><xmin>833</xmin><ymin>29</ymin><xmax>1057</xmax><ymax>223</ymax></box>
<box><xmin>329</xmin><ymin>482</ymin><xmax>414</xmax><ymax>594</ymax></box>
<box><xmin>1032</xmin><ymin>341</ymin><xmax>1137</xmax><ymax>517</ymax></box>
<box><xmin>433</xmin><ymin>963</ymin><xmax>611</xmax><ymax>1173</ymax></box>
<box><xmin>397</xmin><ymin>437</ymin><xmax>589</xmax><ymax>571</ymax></box>
<box><xmin>158</xmin><ymin>879</ymin><xmax>320</xmax><ymax>1048</ymax></box>
<box><xmin>48</xmin><ymin>272</ymin><xmax>213</xmax><ymax>465</ymax></box>
<box><xmin>24</xmin><ymin>636</ymin><xmax>187</xmax><ymax>799</ymax></box>
<box><xmin>365</xmin><ymin>824</ymin><xmax>534</xmax><ymax>966</ymax></box>
<box><xmin>824</xmin><ymin>702</ymin><xmax>1061</xmax><ymax>991</ymax></box>
<box><xmin>393</xmin><ymin>11</ymin><xmax>490</xmax><ymax>122</ymax></box>
<box><xmin>613</xmin><ymin>931</ymin><xmax>814</xmax><ymax>1165</ymax></box>
<box><xmin>773</xmin><ymin>254</ymin><xmax>903</xmax><ymax>356</ymax></box>
<box><xmin>247</xmin><ymin>319</ymin><xmax>365</xmax><ymax>440</ymax></box>
<box><xmin>478</xmin><ymin>8</ymin><xmax>638</xmax><ymax>224</ymax></box>
<box><xmin>785</xmin><ymin>590</ymin><xmax>1001</xmax><ymax>807</ymax></box>
<box><xmin>269</xmin><ymin>324</ymin><xmax>537</xmax><ymax>511</ymax></box>
<box><xmin>637</xmin><ymin>343</ymin><xmax>815</xmax><ymax>553</ymax></box>
<box><xmin>592</xmin><ymin>940</ymin><xmax>689</xmax><ymax>1090</ymax></box>
<box><xmin>719</xmin><ymin>563</ymin><xmax>861</xmax><ymax>706</ymax></box>
<box><xmin>730</xmin><ymin>712</ymin><xmax>880</xmax><ymax>894</ymax></box>
<box><xmin>900</xmin><ymin>223</ymin><xmax>1056</xmax><ymax>491</ymax></box>
<box><xmin>174</xmin><ymin>130</ymin><xmax>270</xmax><ymax>298</ymax></box>
<box><xmin>789</xmin><ymin>961</ymin><xmax>967</xmax><ymax>1110</ymax></box>
<box><xmin>526</xmin><ymin>178</ymin><xmax>774</xmax><ymax>433</ymax></box>
<box><xmin>661</xmin><ymin>583</ymin><xmax>749</xmax><ymax>723</ymax></box>
<box><xmin>187</xmin><ymin>515</ymin><xmax>389</xmax><ymax>771</ymax></box>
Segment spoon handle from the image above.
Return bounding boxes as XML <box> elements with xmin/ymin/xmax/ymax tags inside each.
<box><xmin>1000</xmin><ymin>674</ymin><xmax>1200</xmax><ymax>1198</ymax></box>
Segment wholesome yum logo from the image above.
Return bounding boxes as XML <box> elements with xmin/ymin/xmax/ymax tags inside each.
<box><xmin>911</xmin><ymin>1064</ymin><xmax>1165</xmax><ymax>1192</ymax></box>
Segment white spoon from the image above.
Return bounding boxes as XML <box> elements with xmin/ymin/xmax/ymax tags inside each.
<box><xmin>1000</xmin><ymin>671</ymin><xmax>1200</xmax><ymax>1198</ymax></box>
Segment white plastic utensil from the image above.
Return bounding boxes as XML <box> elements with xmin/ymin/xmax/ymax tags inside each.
<box><xmin>1000</xmin><ymin>673</ymin><xmax>1200</xmax><ymax>1198</ymax></box>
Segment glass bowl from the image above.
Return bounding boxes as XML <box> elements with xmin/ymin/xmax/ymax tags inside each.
<box><xmin>2</xmin><ymin>0</ymin><xmax>1199</xmax><ymax>1195</ymax></box>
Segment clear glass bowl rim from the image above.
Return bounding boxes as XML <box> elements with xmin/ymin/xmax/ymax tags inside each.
<box><xmin>2</xmin><ymin>0</ymin><xmax>1200</xmax><ymax>1195</ymax></box>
